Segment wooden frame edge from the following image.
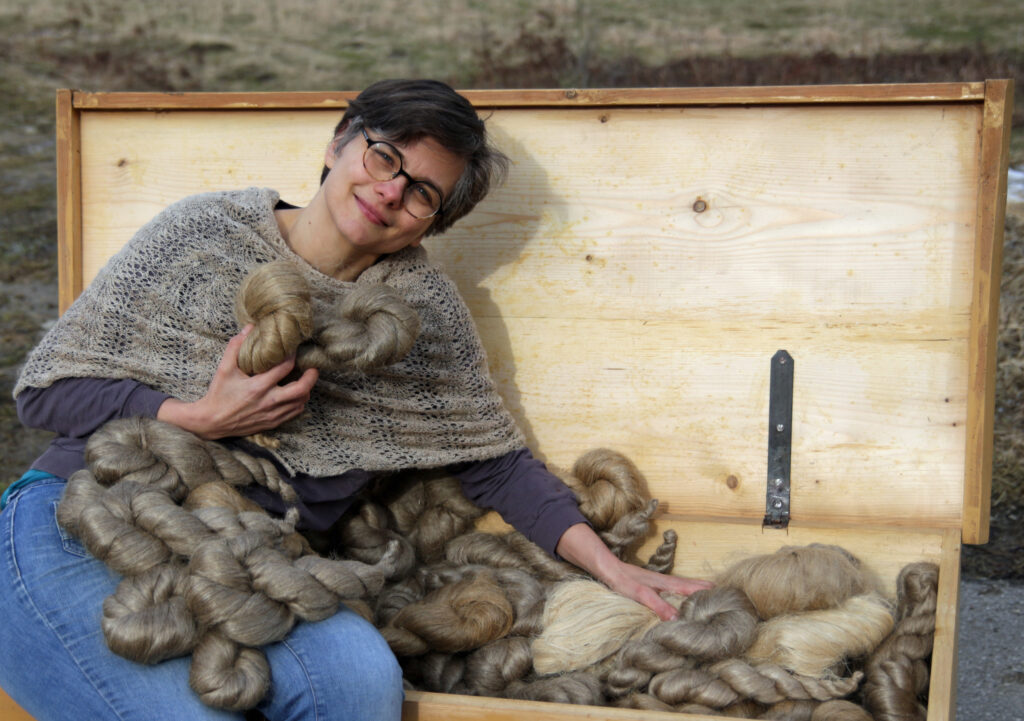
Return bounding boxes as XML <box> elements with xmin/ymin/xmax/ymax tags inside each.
<box><xmin>963</xmin><ymin>78</ymin><xmax>1014</xmax><ymax>545</ymax></box>
<box><xmin>403</xmin><ymin>689</ymin><xmax>691</xmax><ymax>721</ymax></box>
<box><xmin>56</xmin><ymin>88</ymin><xmax>83</xmax><ymax>313</ymax></box>
<box><xmin>926</xmin><ymin>528</ymin><xmax>963</xmax><ymax>721</ymax></box>
<box><xmin>71</xmin><ymin>81</ymin><xmax>988</xmax><ymax>111</ymax></box>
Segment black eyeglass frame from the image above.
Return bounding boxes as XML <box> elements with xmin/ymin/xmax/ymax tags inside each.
<box><xmin>360</xmin><ymin>127</ymin><xmax>445</xmax><ymax>219</ymax></box>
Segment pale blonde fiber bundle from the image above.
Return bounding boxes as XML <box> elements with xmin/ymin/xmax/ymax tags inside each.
<box><xmin>717</xmin><ymin>544</ymin><xmax>870</xmax><ymax>620</ymax></box>
<box><xmin>745</xmin><ymin>593</ymin><xmax>895</xmax><ymax>677</ymax></box>
<box><xmin>532</xmin><ymin>579</ymin><xmax>663</xmax><ymax>675</ymax></box>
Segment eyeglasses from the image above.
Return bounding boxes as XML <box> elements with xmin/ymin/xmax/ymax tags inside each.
<box><xmin>361</xmin><ymin>128</ymin><xmax>444</xmax><ymax>219</ymax></box>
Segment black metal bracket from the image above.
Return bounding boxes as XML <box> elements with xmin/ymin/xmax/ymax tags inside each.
<box><xmin>763</xmin><ymin>350</ymin><xmax>794</xmax><ymax>529</ymax></box>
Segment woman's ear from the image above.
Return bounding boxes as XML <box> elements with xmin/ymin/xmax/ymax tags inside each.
<box><xmin>324</xmin><ymin>136</ymin><xmax>341</xmax><ymax>169</ymax></box>
<box><xmin>324</xmin><ymin>120</ymin><xmax>351</xmax><ymax>169</ymax></box>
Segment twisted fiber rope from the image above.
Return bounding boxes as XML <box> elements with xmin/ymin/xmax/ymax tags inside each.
<box><xmin>644</xmin><ymin>662</ymin><xmax>864</xmax><ymax>708</ymax></box>
<box><xmin>861</xmin><ymin>562</ymin><xmax>939</xmax><ymax>721</ymax></box>
<box><xmin>717</xmin><ymin>544</ymin><xmax>872</xmax><ymax>620</ymax></box>
<box><xmin>57</xmin><ymin>418</ymin><xmax>400</xmax><ymax>711</ymax></box>
<box><xmin>618</xmin><ymin>696</ymin><xmax>870</xmax><ymax>721</ymax></box>
<box><xmin>236</xmin><ymin>259</ymin><xmax>420</xmax><ymax>376</ymax></box>
<box><xmin>603</xmin><ymin>586</ymin><xmax>761</xmax><ymax>698</ymax></box>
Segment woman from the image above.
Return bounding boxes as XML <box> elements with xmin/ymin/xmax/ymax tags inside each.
<box><xmin>0</xmin><ymin>79</ymin><xmax>711</xmax><ymax>720</ymax></box>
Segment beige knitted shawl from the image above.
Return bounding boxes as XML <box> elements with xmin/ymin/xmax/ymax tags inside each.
<box><xmin>16</xmin><ymin>187</ymin><xmax>524</xmax><ymax>475</ymax></box>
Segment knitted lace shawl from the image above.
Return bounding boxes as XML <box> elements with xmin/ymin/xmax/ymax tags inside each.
<box><xmin>16</xmin><ymin>187</ymin><xmax>525</xmax><ymax>476</ymax></box>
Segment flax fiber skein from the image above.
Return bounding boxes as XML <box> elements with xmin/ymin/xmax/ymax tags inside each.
<box><xmin>374</xmin><ymin>468</ymin><xmax>486</xmax><ymax>564</ymax></box>
<box><xmin>57</xmin><ymin>418</ymin><xmax>401</xmax><ymax>711</ymax></box>
<box><xmin>379</xmin><ymin>569</ymin><xmax>516</xmax><ymax>656</ymax></box>
<box><xmin>716</xmin><ymin>544</ymin><xmax>871</xmax><ymax>620</ymax></box>
<box><xmin>560</xmin><ymin>448</ymin><xmax>647</xmax><ymax>531</ymax></box>
<box><xmin>532</xmin><ymin>579</ymin><xmax>674</xmax><ymax>675</ymax></box>
<box><xmin>603</xmin><ymin>586</ymin><xmax>760</xmax><ymax>698</ymax></box>
<box><xmin>744</xmin><ymin>593</ymin><xmax>895</xmax><ymax>677</ymax></box>
<box><xmin>861</xmin><ymin>561</ymin><xmax>940</xmax><ymax>721</ymax></box>
<box><xmin>235</xmin><ymin>259</ymin><xmax>420</xmax><ymax>375</ymax></box>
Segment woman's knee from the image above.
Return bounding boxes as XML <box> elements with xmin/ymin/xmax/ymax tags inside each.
<box><xmin>261</xmin><ymin>607</ymin><xmax>403</xmax><ymax>720</ymax></box>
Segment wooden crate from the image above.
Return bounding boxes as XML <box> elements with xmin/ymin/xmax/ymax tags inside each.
<box><xmin>1</xmin><ymin>80</ymin><xmax>1013</xmax><ymax>720</ymax></box>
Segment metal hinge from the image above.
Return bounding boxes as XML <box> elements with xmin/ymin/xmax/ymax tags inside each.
<box><xmin>764</xmin><ymin>350</ymin><xmax>794</xmax><ymax>529</ymax></box>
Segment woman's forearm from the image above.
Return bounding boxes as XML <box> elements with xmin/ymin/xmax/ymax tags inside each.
<box><xmin>555</xmin><ymin>522</ymin><xmax>714</xmax><ymax>621</ymax></box>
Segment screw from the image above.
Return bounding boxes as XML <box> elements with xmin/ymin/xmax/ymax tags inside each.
<box><xmin>776</xmin><ymin>423</ymin><xmax>785</xmax><ymax>432</ymax></box>
<box><xmin>773</xmin><ymin>499</ymin><xmax>783</xmax><ymax>509</ymax></box>
<box><xmin>774</xmin><ymin>477</ymin><xmax>784</xmax><ymax>487</ymax></box>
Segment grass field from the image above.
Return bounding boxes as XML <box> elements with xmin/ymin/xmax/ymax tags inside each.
<box><xmin>1</xmin><ymin>0</ymin><xmax>1022</xmax><ymax>575</ymax></box>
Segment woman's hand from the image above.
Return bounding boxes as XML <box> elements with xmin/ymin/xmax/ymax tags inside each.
<box><xmin>157</xmin><ymin>325</ymin><xmax>319</xmax><ymax>439</ymax></box>
<box><xmin>555</xmin><ymin>522</ymin><xmax>713</xmax><ymax>621</ymax></box>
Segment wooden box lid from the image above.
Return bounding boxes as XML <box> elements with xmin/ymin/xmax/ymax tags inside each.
<box><xmin>57</xmin><ymin>81</ymin><xmax>1013</xmax><ymax>545</ymax></box>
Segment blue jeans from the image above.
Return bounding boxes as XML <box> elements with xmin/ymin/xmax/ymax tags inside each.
<box><xmin>0</xmin><ymin>476</ymin><xmax>404</xmax><ymax>721</ymax></box>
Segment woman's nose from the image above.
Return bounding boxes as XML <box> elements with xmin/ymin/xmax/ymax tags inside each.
<box><xmin>376</xmin><ymin>175</ymin><xmax>408</xmax><ymax>207</ymax></box>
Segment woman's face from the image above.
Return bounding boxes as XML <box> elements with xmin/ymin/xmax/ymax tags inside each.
<box><xmin>319</xmin><ymin>130</ymin><xmax>465</xmax><ymax>258</ymax></box>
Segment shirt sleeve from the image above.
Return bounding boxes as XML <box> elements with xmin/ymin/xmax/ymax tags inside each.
<box><xmin>451</xmin><ymin>447</ymin><xmax>588</xmax><ymax>557</ymax></box>
<box><xmin>16</xmin><ymin>377</ymin><xmax>171</xmax><ymax>438</ymax></box>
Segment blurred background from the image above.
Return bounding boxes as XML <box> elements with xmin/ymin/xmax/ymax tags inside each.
<box><xmin>0</xmin><ymin>0</ymin><xmax>1021</xmax><ymax>580</ymax></box>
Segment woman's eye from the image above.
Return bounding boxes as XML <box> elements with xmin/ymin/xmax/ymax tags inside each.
<box><xmin>373</xmin><ymin>147</ymin><xmax>397</xmax><ymax>169</ymax></box>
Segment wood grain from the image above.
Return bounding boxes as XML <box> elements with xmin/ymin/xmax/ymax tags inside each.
<box><xmin>55</xmin><ymin>89</ymin><xmax>82</xmax><ymax>314</ymax></box>
<box><xmin>963</xmin><ymin>79</ymin><xmax>1014</xmax><ymax>544</ymax></box>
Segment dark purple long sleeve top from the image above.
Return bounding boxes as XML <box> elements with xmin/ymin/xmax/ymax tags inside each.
<box><xmin>17</xmin><ymin>377</ymin><xmax>586</xmax><ymax>556</ymax></box>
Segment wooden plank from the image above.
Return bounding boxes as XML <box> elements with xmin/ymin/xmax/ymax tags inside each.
<box><xmin>403</xmin><ymin>691</ymin><xmax>688</xmax><ymax>720</ymax></box>
<box><xmin>55</xmin><ymin>89</ymin><xmax>82</xmax><ymax>314</ymax></box>
<box><xmin>963</xmin><ymin>78</ymin><xmax>1014</xmax><ymax>545</ymax></box>
<box><xmin>71</xmin><ymin>82</ymin><xmax>988</xmax><ymax>112</ymax></box>
<box><xmin>926</xmin><ymin>529</ymin><xmax>963</xmax><ymax>721</ymax></box>
<box><xmin>0</xmin><ymin>689</ymin><xmax>34</xmax><ymax>721</ymax></box>
<box><xmin>70</xmin><ymin>102</ymin><xmax>985</xmax><ymax>532</ymax></box>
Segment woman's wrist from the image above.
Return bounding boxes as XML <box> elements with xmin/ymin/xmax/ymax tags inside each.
<box><xmin>156</xmin><ymin>397</ymin><xmax>214</xmax><ymax>439</ymax></box>
<box><xmin>555</xmin><ymin>523</ymin><xmax>622</xmax><ymax>583</ymax></box>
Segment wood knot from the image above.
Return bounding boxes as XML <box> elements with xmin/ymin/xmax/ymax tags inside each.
<box><xmin>725</xmin><ymin>475</ymin><xmax>739</xmax><ymax>490</ymax></box>
<box><xmin>693</xmin><ymin>198</ymin><xmax>707</xmax><ymax>213</ymax></box>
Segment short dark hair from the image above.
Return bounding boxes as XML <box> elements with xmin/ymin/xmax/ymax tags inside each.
<box><xmin>320</xmin><ymin>79</ymin><xmax>509</xmax><ymax>237</ymax></box>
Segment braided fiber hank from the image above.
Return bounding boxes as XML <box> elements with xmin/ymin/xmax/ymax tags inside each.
<box><xmin>57</xmin><ymin>417</ymin><xmax>401</xmax><ymax>711</ymax></box>
<box><xmin>862</xmin><ymin>562</ymin><xmax>939</xmax><ymax>721</ymax></box>
<box><xmin>603</xmin><ymin>586</ymin><xmax>760</xmax><ymax>698</ymax></box>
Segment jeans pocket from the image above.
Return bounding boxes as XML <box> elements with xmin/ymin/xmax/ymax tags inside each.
<box><xmin>51</xmin><ymin>500</ymin><xmax>89</xmax><ymax>558</ymax></box>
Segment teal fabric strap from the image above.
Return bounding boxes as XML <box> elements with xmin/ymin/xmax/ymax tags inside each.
<box><xmin>1</xmin><ymin>469</ymin><xmax>57</xmax><ymax>510</ymax></box>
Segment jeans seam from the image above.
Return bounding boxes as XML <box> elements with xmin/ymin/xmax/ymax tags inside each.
<box><xmin>280</xmin><ymin>637</ymin><xmax>322</xmax><ymax>721</ymax></box>
<box><xmin>3</xmin><ymin>483</ymin><xmax>129</xmax><ymax>721</ymax></box>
